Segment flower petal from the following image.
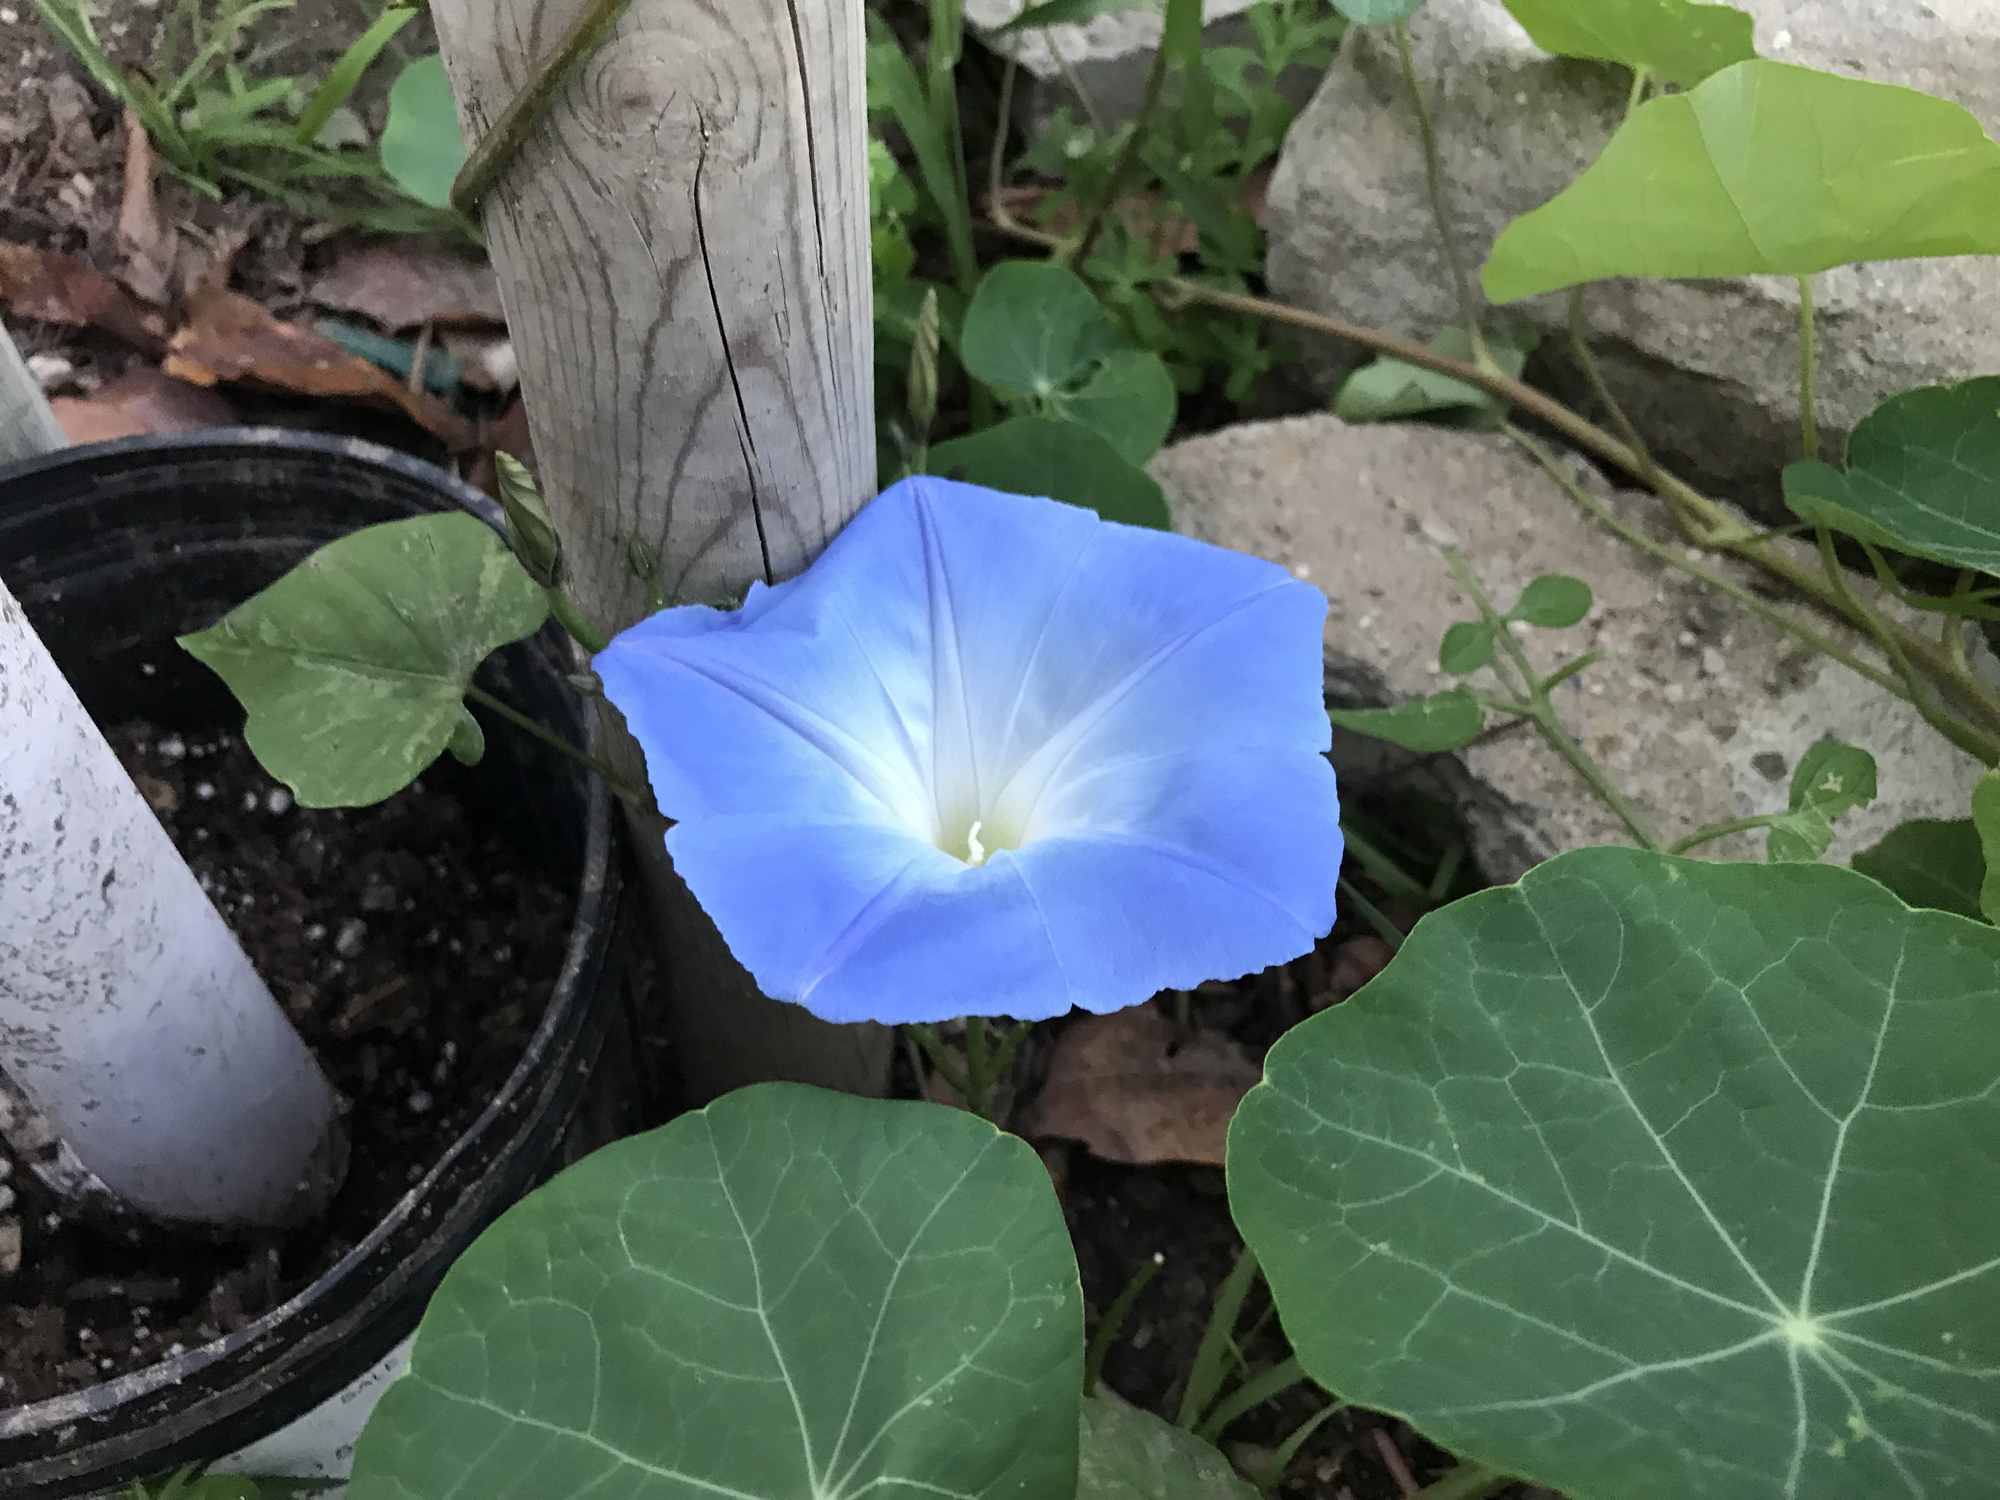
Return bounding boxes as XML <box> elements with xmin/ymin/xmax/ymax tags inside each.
<box><xmin>1010</xmin><ymin>750</ymin><xmax>1342</xmax><ymax>1011</ymax></box>
<box><xmin>664</xmin><ymin>816</ymin><xmax>1071</xmax><ymax>1024</ymax></box>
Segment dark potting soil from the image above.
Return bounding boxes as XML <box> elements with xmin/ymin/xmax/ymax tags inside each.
<box><xmin>0</xmin><ymin>719</ymin><xmax>570</xmax><ymax>1406</ymax></box>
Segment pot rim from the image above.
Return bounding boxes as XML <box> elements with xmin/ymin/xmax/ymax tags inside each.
<box><xmin>0</xmin><ymin>428</ymin><xmax>622</xmax><ymax>1452</ymax></box>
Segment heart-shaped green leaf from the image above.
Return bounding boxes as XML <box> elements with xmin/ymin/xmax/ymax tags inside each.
<box><xmin>380</xmin><ymin>54</ymin><xmax>466</xmax><ymax>210</ymax></box>
<box><xmin>1851</xmin><ymin>819</ymin><xmax>1986</xmax><ymax>921</ymax></box>
<box><xmin>1328</xmin><ymin>690</ymin><xmax>1486</xmax><ymax>753</ymax></box>
<box><xmin>1078</xmin><ymin>1395</ymin><xmax>1257</xmax><ymax>1499</ymax></box>
<box><xmin>1767</xmin><ymin>738</ymin><xmax>1877</xmax><ymax>863</ymax></box>
<box><xmin>179</xmin><ymin>513</ymin><xmax>548</xmax><ymax>808</ymax></box>
<box><xmin>1501</xmin><ymin>0</ymin><xmax>1755</xmax><ymax>87</ymax></box>
<box><xmin>1334</xmin><ymin>325</ymin><xmax>1534</xmax><ymax>429</ymax></box>
<box><xmin>961</xmin><ymin>261</ymin><xmax>1177</xmax><ymax>463</ymax></box>
<box><xmin>1783</xmin><ymin>379</ymin><xmax>2000</xmax><ymax>573</ymax></box>
<box><xmin>1511</xmin><ymin>574</ymin><xmax>1593</xmax><ymax>629</ymax></box>
<box><xmin>1231</xmin><ymin>848</ymin><xmax>2000</xmax><ymax>1499</ymax></box>
<box><xmin>1484</xmin><ymin>61</ymin><xmax>2000</xmax><ymax>301</ymax></box>
<box><xmin>351</xmin><ymin>1084</ymin><xmax>1083</xmax><ymax>1500</ymax></box>
<box><xmin>929</xmin><ymin>416</ymin><xmax>1172</xmax><ymax>529</ymax></box>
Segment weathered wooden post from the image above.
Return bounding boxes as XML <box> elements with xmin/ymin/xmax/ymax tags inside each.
<box><xmin>428</xmin><ymin>0</ymin><xmax>889</xmax><ymax>1097</ymax></box>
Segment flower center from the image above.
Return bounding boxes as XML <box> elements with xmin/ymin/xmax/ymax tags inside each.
<box><xmin>941</xmin><ymin>813</ymin><xmax>1023</xmax><ymax>867</ymax></box>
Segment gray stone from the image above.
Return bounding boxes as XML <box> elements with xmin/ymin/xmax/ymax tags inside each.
<box><xmin>967</xmin><ymin>0</ymin><xmax>1305</xmax><ymax>127</ymax></box>
<box><xmin>1155</xmin><ymin>415</ymin><xmax>1988</xmax><ymax>881</ymax></box>
<box><xmin>1264</xmin><ymin>1</ymin><xmax>2000</xmax><ymax>503</ymax></box>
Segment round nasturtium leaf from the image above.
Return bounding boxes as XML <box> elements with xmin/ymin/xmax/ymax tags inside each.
<box><xmin>1852</xmin><ymin>818</ymin><xmax>1986</xmax><ymax>922</ymax></box>
<box><xmin>1231</xmin><ymin>848</ymin><xmax>2000</xmax><ymax>1499</ymax></box>
<box><xmin>1483</xmin><ymin>61</ymin><xmax>2000</xmax><ymax>302</ymax></box>
<box><xmin>1077</xmin><ymin>1395</ymin><xmax>1257</xmax><ymax>1499</ymax></box>
<box><xmin>927</xmin><ymin>416</ymin><xmax>1172</xmax><ymax>529</ymax></box>
<box><xmin>178</xmin><ymin>513</ymin><xmax>549</xmax><ymax>808</ymax></box>
<box><xmin>350</xmin><ymin>1084</ymin><xmax>1084</xmax><ymax>1500</ymax></box>
<box><xmin>1784</xmin><ymin>378</ymin><xmax>2000</xmax><ymax>576</ymax></box>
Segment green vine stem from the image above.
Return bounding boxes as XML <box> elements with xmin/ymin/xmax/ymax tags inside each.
<box><xmin>1392</xmin><ymin>19</ymin><xmax>1488</xmax><ymax>366</ymax></box>
<box><xmin>464</xmin><ymin>684</ymin><xmax>653</xmax><ymax>806</ymax></box>
<box><xmin>1445</xmin><ymin>551</ymin><xmax>1665</xmax><ymax>851</ymax></box>
<box><xmin>1667</xmin><ymin>813</ymin><xmax>1789</xmax><ymax>856</ymax></box>
<box><xmin>1797</xmin><ymin>274</ymin><xmax>1821</xmax><ymax>461</ymax></box>
<box><xmin>1068</xmin><ymin>18</ymin><xmax>1174</xmax><ymax>274</ymax></box>
<box><xmin>1566</xmin><ymin>285</ymin><xmax>1665</xmax><ymax>497</ymax></box>
<box><xmin>1504</xmin><ymin>425</ymin><xmax>1910</xmax><ymax>700</ymax></box>
<box><xmin>447</xmin><ymin>0</ymin><xmax>634</xmax><ymax>215</ymax></box>
<box><xmin>547</xmin><ymin>586</ymin><xmax>610</xmax><ymax>655</ymax></box>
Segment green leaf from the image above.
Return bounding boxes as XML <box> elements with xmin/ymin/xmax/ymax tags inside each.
<box><xmin>1511</xmin><ymin>573</ymin><xmax>1593</xmax><ymax>628</ymax></box>
<box><xmin>1327</xmin><ymin>0</ymin><xmax>1426</xmax><ymax>23</ymax></box>
<box><xmin>179</xmin><ymin>513</ymin><xmax>548</xmax><ymax>808</ymax></box>
<box><xmin>1783</xmin><ymin>379</ymin><xmax>2000</xmax><ymax>573</ymax></box>
<box><xmin>1851</xmin><ymin>819</ymin><xmax>1986</xmax><ymax>921</ymax></box>
<box><xmin>865</xmin><ymin>23</ymin><xmax>977</xmax><ymax>293</ymax></box>
<box><xmin>928</xmin><ymin>417</ymin><xmax>1172</xmax><ymax>529</ymax></box>
<box><xmin>997</xmin><ymin>0</ymin><xmax>1145</xmax><ymax>34</ymax></box>
<box><xmin>380</xmin><ymin>54</ymin><xmax>465</xmax><ymax>210</ymax></box>
<box><xmin>1078</xmin><ymin>1395</ymin><xmax>1257</xmax><ymax>1499</ymax></box>
<box><xmin>1767</xmin><ymin>738</ymin><xmax>1877</xmax><ymax>863</ymax></box>
<box><xmin>350</xmin><ymin>1084</ymin><xmax>1082</xmax><ymax>1500</ymax></box>
<box><xmin>1501</xmin><ymin>0</ymin><xmax>1755</xmax><ymax>87</ymax></box>
<box><xmin>1975</xmin><ymin>771</ymin><xmax>2000</xmax><ymax>926</ymax></box>
<box><xmin>1438</xmin><ymin>620</ymin><xmax>1495</xmax><ymax>674</ymax></box>
<box><xmin>1162</xmin><ymin>0</ymin><xmax>1204</xmax><ymax>63</ymax></box>
<box><xmin>1231</xmin><ymin>847</ymin><xmax>2000</xmax><ymax>1500</ymax></box>
<box><xmin>293</xmin><ymin>5</ymin><xmax>417</xmax><ymax>147</ymax></box>
<box><xmin>1328</xmin><ymin>690</ymin><xmax>1485</xmax><ymax>753</ymax></box>
<box><xmin>1483</xmin><ymin>61</ymin><xmax>2000</xmax><ymax>302</ymax></box>
<box><xmin>961</xmin><ymin>261</ymin><xmax>1176</xmax><ymax>463</ymax></box>
<box><xmin>1334</xmin><ymin>325</ymin><xmax>1533</xmax><ymax>428</ymax></box>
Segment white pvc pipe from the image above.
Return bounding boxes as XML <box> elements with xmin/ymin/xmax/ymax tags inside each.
<box><xmin>0</xmin><ymin>575</ymin><xmax>345</xmax><ymax>1229</ymax></box>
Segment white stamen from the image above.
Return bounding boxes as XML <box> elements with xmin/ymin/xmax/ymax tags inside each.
<box><xmin>965</xmin><ymin>820</ymin><xmax>989</xmax><ymax>866</ymax></box>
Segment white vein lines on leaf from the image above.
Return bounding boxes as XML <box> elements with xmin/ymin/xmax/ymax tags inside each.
<box><xmin>1799</xmin><ymin>932</ymin><xmax>1907</xmax><ymax>1319</ymax></box>
<box><xmin>1800</xmin><ymin>1342</ymin><xmax>1927</xmax><ymax>1498</ymax></box>
<box><xmin>1820</xmin><ymin>1251</ymin><xmax>2000</xmax><ymax>1323</ymax></box>
<box><xmin>1432</xmin><ymin>1327</ymin><xmax>1785</xmax><ymax>1418</ymax></box>
<box><xmin>822</xmin><ymin>1138</ymin><xmax>996</xmax><ymax>1499</ymax></box>
<box><xmin>412</xmin><ymin>1379</ymin><xmax>772</xmax><ymax>1500</ymax></box>
<box><xmin>1785</xmin><ymin>1341</ymin><xmax>1810</xmax><ymax>1500</ymax></box>
<box><xmin>708</xmin><ymin>1127</ymin><xmax>822</xmax><ymax>1496</ymax></box>
<box><xmin>1812</xmin><ymin>1340</ymin><xmax>2000</xmax><ymax>1437</ymax></box>
<box><xmin>1521</xmin><ymin>891</ymin><xmax>1791</xmax><ymax>1316</ymax></box>
<box><xmin>1821</xmin><ymin>1325</ymin><xmax>2000</xmax><ymax>1380</ymax></box>
<box><xmin>1285</xmin><ymin>1110</ymin><xmax>1771</xmax><ymax>1321</ymax></box>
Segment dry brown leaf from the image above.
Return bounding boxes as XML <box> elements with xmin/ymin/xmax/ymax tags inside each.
<box><xmin>310</xmin><ymin>241</ymin><xmax>506</xmax><ymax>331</ymax></box>
<box><xmin>165</xmin><ymin>286</ymin><xmax>475</xmax><ymax>449</ymax></box>
<box><xmin>52</xmin><ymin>367</ymin><xmax>239</xmax><ymax>444</ymax></box>
<box><xmin>1024</xmin><ymin>1005</ymin><xmax>1260</xmax><ymax>1168</ymax></box>
<box><xmin>0</xmin><ymin>243</ymin><xmax>170</xmax><ymax>353</ymax></box>
<box><xmin>116</xmin><ymin>109</ymin><xmax>179</xmax><ymax>307</ymax></box>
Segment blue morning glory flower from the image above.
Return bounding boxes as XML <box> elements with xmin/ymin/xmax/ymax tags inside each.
<box><xmin>594</xmin><ymin>476</ymin><xmax>1341</xmax><ymax>1025</ymax></box>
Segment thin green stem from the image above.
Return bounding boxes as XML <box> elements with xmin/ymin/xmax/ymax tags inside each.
<box><xmin>1667</xmin><ymin>813</ymin><xmax>1788</xmax><ymax>856</ymax></box>
<box><xmin>547</xmin><ymin>587</ymin><xmax>610</xmax><ymax>654</ymax></box>
<box><xmin>1195</xmin><ymin>1356</ymin><xmax>1309</xmax><ymax>1443</ymax></box>
<box><xmin>1338</xmin><ymin>823</ymin><xmax>1432</xmax><ymax>908</ymax></box>
<box><xmin>985</xmin><ymin>211</ymin><xmax>2000</xmax><ymax>749</ymax></box>
<box><xmin>1069</xmin><ymin>31</ymin><xmax>1172</xmax><ymax>274</ymax></box>
<box><xmin>1337</xmin><ymin>877</ymin><xmax>1405</xmax><ymax>950</ymax></box>
<box><xmin>1814</xmin><ymin>530</ymin><xmax>2000</xmax><ymax>762</ymax></box>
<box><xmin>1624</xmin><ymin>64</ymin><xmax>1652</xmax><ymax>117</ymax></box>
<box><xmin>1085</xmin><ymin>1255</ymin><xmax>1162</xmax><ymax>1397</ymax></box>
<box><xmin>449</xmin><ymin>0</ymin><xmax>633</xmax><ymax>214</ymax></box>
<box><xmin>1393</xmin><ymin>19</ymin><xmax>1486</xmax><ymax>364</ymax></box>
<box><xmin>464</xmin><ymin>685</ymin><xmax>652</xmax><ymax>805</ymax></box>
<box><xmin>1504</xmin><ymin>425</ymin><xmax>1906</xmax><ymax>698</ymax></box>
<box><xmin>1566</xmin><ymin>285</ymin><xmax>1663</xmax><ymax>498</ymax></box>
<box><xmin>1797</xmin><ymin>275</ymin><xmax>1820</xmax><ymax>462</ymax></box>
<box><xmin>1446</xmin><ymin>551</ymin><xmax>1664</xmax><ymax>852</ymax></box>
<box><xmin>1539</xmin><ymin>649</ymin><xmax>1603</xmax><ymax>695</ymax></box>
<box><xmin>907</xmin><ymin>1025</ymin><xmax>973</xmax><ymax>1098</ymax></box>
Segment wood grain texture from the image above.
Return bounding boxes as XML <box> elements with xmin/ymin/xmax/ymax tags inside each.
<box><xmin>431</xmin><ymin>0</ymin><xmax>889</xmax><ymax>1100</ymax></box>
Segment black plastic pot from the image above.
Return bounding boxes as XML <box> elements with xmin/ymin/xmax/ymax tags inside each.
<box><xmin>0</xmin><ymin>429</ymin><xmax>629</xmax><ymax>1496</ymax></box>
